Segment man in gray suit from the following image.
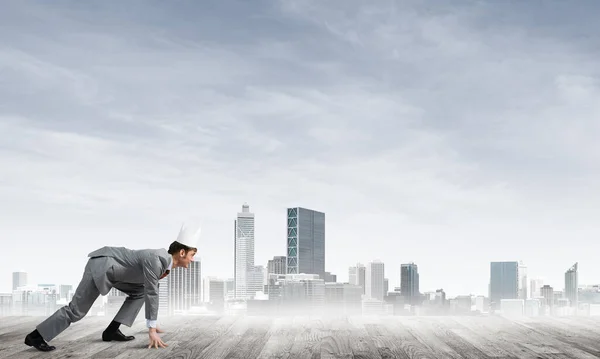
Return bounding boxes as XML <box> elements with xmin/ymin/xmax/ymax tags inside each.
<box><xmin>24</xmin><ymin>223</ymin><xmax>200</xmax><ymax>352</ymax></box>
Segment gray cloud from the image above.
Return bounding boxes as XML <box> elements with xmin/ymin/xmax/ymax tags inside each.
<box><xmin>1</xmin><ymin>0</ymin><xmax>598</xmax><ymax>296</ymax></box>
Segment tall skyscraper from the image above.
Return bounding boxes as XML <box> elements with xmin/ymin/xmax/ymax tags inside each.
<box><xmin>401</xmin><ymin>263</ymin><xmax>420</xmax><ymax>305</ymax></box>
<box><xmin>286</xmin><ymin>207</ymin><xmax>325</xmax><ymax>279</ymax></box>
<box><xmin>234</xmin><ymin>203</ymin><xmax>255</xmax><ymax>299</ymax></box>
<box><xmin>518</xmin><ymin>261</ymin><xmax>528</xmax><ymax>300</ymax></box>
<box><xmin>489</xmin><ymin>261</ymin><xmax>519</xmax><ymax>310</ymax></box>
<box><xmin>366</xmin><ymin>260</ymin><xmax>385</xmax><ymax>301</ymax></box>
<box><xmin>12</xmin><ymin>271</ymin><xmax>27</xmax><ymax>290</ymax></box>
<box><xmin>565</xmin><ymin>262</ymin><xmax>578</xmax><ymax>308</ymax></box>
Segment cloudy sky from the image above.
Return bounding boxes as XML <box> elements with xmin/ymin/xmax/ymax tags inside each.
<box><xmin>1</xmin><ymin>0</ymin><xmax>599</xmax><ymax>297</ymax></box>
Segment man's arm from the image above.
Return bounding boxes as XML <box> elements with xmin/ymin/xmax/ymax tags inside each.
<box><xmin>142</xmin><ymin>256</ymin><xmax>162</xmax><ymax>326</ymax></box>
<box><xmin>142</xmin><ymin>255</ymin><xmax>168</xmax><ymax>348</ymax></box>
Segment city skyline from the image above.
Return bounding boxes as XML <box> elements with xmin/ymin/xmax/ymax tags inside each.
<box><xmin>1</xmin><ymin>202</ymin><xmax>596</xmax><ymax>297</ymax></box>
<box><xmin>3</xmin><ymin>203</ymin><xmax>593</xmax><ymax>300</ymax></box>
<box><xmin>5</xmin><ymin>258</ymin><xmax>591</xmax><ymax>313</ymax></box>
<box><xmin>2</xmin><ymin>1</ymin><xmax>599</xmax><ymax>297</ymax></box>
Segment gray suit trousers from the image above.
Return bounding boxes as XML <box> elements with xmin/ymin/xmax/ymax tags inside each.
<box><xmin>37</xmin><ymin>258</ymin><xmax>100</xmax><ymax>342</ymax></box>
<box><xmin>111</xmin><ymin>281</ymin><xmax>145</xmax><ymax>327</ymax></box>
<box><xmin>37</xmin><ymin>259</ymin><xmax>146</xmax><ymax>342</ymax></box>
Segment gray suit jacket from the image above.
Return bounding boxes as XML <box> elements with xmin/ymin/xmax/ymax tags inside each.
<box><xmin>87</xmin><ymin>246</ymin><xmax>172</xmax><ymax>321</ymax></box>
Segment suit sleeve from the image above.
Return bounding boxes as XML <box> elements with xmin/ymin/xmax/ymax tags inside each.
<box><xmin>142</xmin><ymin>255</ymin><xmax>162</xmax><ymax>323</ymax></box>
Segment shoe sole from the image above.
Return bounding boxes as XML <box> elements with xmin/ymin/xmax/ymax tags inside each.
<box><xmin>102</xmin><ymin>337</ymin><xmax>135</xmax><ymax>342</ymax></box>
<box><xmin>24</xmin><ymin>337</ymin><xmax>56</xmax><ymax>351</ymax></box>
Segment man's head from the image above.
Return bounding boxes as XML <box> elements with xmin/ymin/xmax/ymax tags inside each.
<box><xmin>168</xmin><ymin>241</ymin><xmax>197</xmax><ymax>268</ymax></box>
<box><xmin>170</xmin><ymin>220</ymin><xmax>201</xmax><ymax>268</ymax></box>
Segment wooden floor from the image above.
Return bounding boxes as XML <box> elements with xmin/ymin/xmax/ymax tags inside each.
<box><xmin>1</xmin><ymin>315</ymin><xmax>600</xmax><ymax>358</ymax></box>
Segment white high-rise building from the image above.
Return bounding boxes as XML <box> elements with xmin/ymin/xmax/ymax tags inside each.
<box><xmin>202</xmin><ymin>277</ymin><xmax>226</xmax><ymax>313</ymax></box>
<box><xmin>158</xmin><ymin>276</ymin><xmax>169</xmax><ymax>316</ymax></box>
<box><xmin>366</xmin><ymin>260</ymin><xmax>385</xmax><ymax>301</ymax></box>
<box><xmin>247</xmin><ymin>265</ymin><xmax>266</xmax><ymax>298</ymax></box>
<box><xmin>530</xmin><ymin>278</ymin><xmax>544</xmax><ymax>298</ymax></box>
<box><xmin>519</xmin><ymin>261</ymin><xmax>528</xmax><ymax>300</ymax></box>
<box><xmin>203</xmin><ymin>277</ymin><xmax>226</xmax><ymax>303</ymax></box>
<box><xmin>565</xmin><ymin>263</ymin><xmax>578</xmax><ymax>308</ymax></box>
<box><xmin>12</xmin><ymin>271</ymin><xmax>27</xmax><ymax>291</ymax></box>
<box><xmin>234</xmin><ymin>203</ymin><xmax>255</xmax><ymax>299</ymax></box>
<box><xmin>348</xmin><ymin>263</ymin><xmax>366</xmax><ymax>295</ymax></box>
<box><xmin>349</xmin><ymin>267</ymin><xmax>357</xmax><ymax>286</ymax></box>
<box><xmin>225</xmin><ymin>278</ymin><xmax>235</xmax><ymax>300</ymax></box>
<box><xmin>166</xmin><ymin>259</ymin><xmax>201</xmax><ymax>315</ymax></box>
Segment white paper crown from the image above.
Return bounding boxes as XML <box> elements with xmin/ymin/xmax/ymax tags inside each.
<box><xmin>176</xmin><ymin>221</ymin><xmax>201</xmax><ymax>249</ymax></box>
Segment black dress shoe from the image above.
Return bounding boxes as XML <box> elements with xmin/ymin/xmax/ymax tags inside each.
<box><xmin>102</xmin><ymin>329</ymin><xmax>135</xmax><ymax>342</ymax></box>
<box><xmin>24</xmin><ymin>333</ymin><xmax>56</xmax><ymax>352</ymax></box>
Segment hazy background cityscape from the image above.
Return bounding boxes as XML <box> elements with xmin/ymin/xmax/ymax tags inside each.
<box><xmin>2</xmin><ymin>203</ymin><xmax>599</xmax><ymax>319</ymax></box>
<box><xmin>1</xmin><ymin>1</ymin><xmax>599</xmax><ymax>319</ymax></box>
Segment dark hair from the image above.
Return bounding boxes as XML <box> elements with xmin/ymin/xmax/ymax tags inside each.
<box><xmin>168</xmin><ymin>241</ymin><xmax>197</xmax><ymax>255</ymax></box>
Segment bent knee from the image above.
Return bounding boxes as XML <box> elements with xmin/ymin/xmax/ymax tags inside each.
<box><xmin>129</xmin><ymin>292</ymin><xmax>144</xmax><ymax>300</ymax></box>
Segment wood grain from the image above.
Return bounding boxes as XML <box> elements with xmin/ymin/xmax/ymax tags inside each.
<box><xmin>1</xmin><ymin>315</ymin><xmax>600</xmax><ymax>358</ymax></box>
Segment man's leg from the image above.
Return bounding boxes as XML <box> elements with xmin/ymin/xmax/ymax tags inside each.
<box><xmin>102</xmin><ymin>282</ymin><xmax>144</xmax><ymax>342</ymax></box>
<box><xmin>25</xmin><ymin>260</ymin><xmax>100</xmax><ymax>351</ymax></box>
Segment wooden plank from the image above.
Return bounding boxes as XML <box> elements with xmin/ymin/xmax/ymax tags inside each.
<box><xmin>572</xmin><ymin>317</ymin><xmax>600</xmax><ymax>330</ymax></box>
<box><xmin>511</xmin><ymin>318</ymin><xmax>600</xmax><ymax>359</ymax></box>
<box><xmin>224</xmin><ymin>316</ymin><xmax>272</xmax><ymax>359</ymax></box>
<box><xmin>287</xmin><ymin>316</ymin><xmax>329</xmax><ymax>359</ymax></box>
<box><xmin>545</xmin><ymin>354</ymin><xmax>591</xmax><ymax>359</ymax></box>
<box><xmin>30</xmin><ymin>317</ymin><xmax>132</xmax><ymax>359</ymax></box>
<box><xmin>37</xmin><ymin>316</ymin><xmax>109</xmax><ymax>343</ymax></box>
<box><xmin>109</xmin><ymin>316</ymin><xmax>238</xmax><ymax>359</ymax></box>
<box><xmin>447</xmin><ymin>316</ymin><xmax>528</xmax><ymax>358</ymax></box>
<box><xmin>0</xmin><ymin>317</ymin><xmax>43</xmax><ymax>336</ymax></box>
<box><xmin>530</xmin><ymin>317</ymin><xmax>600</xmax><ymax>355</ymax></box>
<box><xmin>0</xmin><ymin>317</ymin><xmax>60</xmax><ymax>343</ymax></box>
<box><xmin>536</xmin><ymin>317</ymin><xmax>600</xmax><ymax>343</ymax></box>
<box><xmin>0</xmin><ymin>316</ymin><xmax>25</xmax><ymax>326</ymax></box>
<box><xmin>346</xmin><ymin>316</ymin><xmax>382</xmax><ymax>359</ymax></box>
<box><xmin>90</xmin><ymin>315</ymin><xmax>221</xmax><ymax>359</ymax></box>
<box><xmin>108</xmin><ymin>316</ymin><xmax>230</xmax><ymax>359</ymax></box>
<box><xmin>551</xmin><ymin>317</ymin><xmax>600</xmax><ymax>337</ymax></box>
<box><xmin>0</xmin><ymin>319</ymin><xmax>43</xmax><ymax>343</ymax></box>
<box><xmin>320</xmin><ymin>316</ymin><xmax>353</xmax><ymax>359</ymax></box>
<box><xmin>140</xmin><ymin>315</ymin><xmax>241</xmax><ymax>359</ymax></box>
<box><xmin>3</xmin><ymin>315</ymin><xmax>600</xmax><ymax>359</ymax></box>
<box><xmin>400</xmin><ymin>317</ymin><xmax>465</xmax><ymax>359</ymax></box>
<box><xmin>1</xmin><ymin>316</ymin><xmax>111</xmax><ymax>359</ymax></box>
<box><xmin>425</xmin><ymin>317</ymin><xmax>494</xmax><ymax>359</ymax></box>
<box><xmin>255</xmin><ymin>315</ymin><xmax>301</xmax><ymax>359</ymax></box>
<box><xmin>364</xmin><ymin>318</ymin><xmax>429</xmax><ymax>359</ymax></box>
<box><xmin>188</xmin><ymin>315</ymin><xmax>249</xmax><ymax>359</ymax></box>
<box><xmin>583</xmin><ymin>317</ymin><xmax>600</xmax><ymax>326</ymax></box>
<box><xmin>483</xmin><ymin>316</ymin><xmax>567</xmax><ymax>358</ymax></box>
